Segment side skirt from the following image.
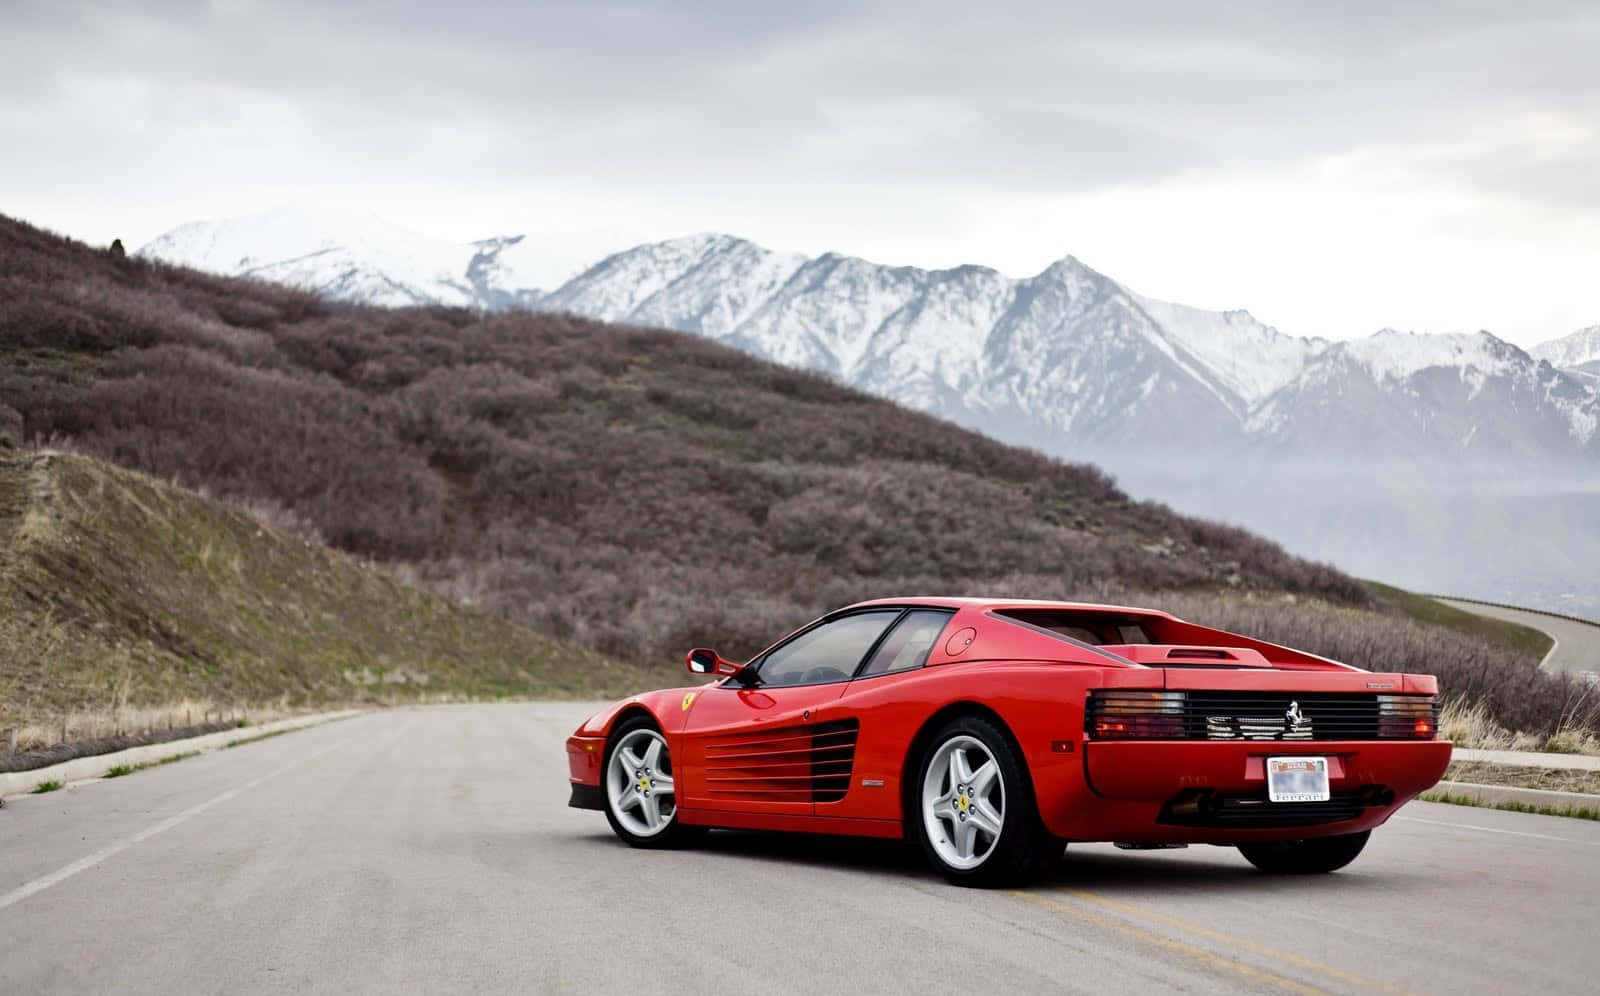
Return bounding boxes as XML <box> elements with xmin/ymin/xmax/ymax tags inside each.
<box><xmin>676</xmin><ymin>807</ymin><xmax>902</xmax><ymax>839</ymax></box>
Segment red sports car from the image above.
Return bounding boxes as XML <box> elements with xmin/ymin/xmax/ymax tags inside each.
<box><xmin>566</xmin><ymin>598</ymin><xmax>1451</xmax><ymax>885</ymax></box>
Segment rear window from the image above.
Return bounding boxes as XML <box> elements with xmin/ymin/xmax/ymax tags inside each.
<box><xmin>993</xmin><ymin>609</ymin><xmax>1152</xmax><ymax>647</ymax></box>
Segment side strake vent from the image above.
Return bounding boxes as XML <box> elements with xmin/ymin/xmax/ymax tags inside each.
<box><xmin>810</xmin><ymin>720</ymin><xmax>860</xmax><ymax>803</ymax></box>
<box><xmin>702</xmin><ymin>719</ymin><xmax>861</xmax><ymax>804</ymax></box>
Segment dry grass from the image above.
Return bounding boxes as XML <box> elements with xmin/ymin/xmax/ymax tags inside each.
<box><xmin>1437</xmin><ymin>699</ymin><xmax>1600</xmax><ymax>755</ymax></box>
<box><xmin>1438</xmin><ymin>700</ymin><xmax>1541</xmax><ymax>752</ymax></box>
<box><xmin>1542</xmin><ymin>724</ymin><xmax>1600</xmax><ymax>756</ymax></box>
<box><xmin>1444</xmin><ymin>763</ymin><xmax>1600</xmax><ymax>795</ymax></box>
<box><xmin>0</xmin><ymin>450</ymin><xmax>670</xmax><ymax>736</ymax></box>
<box><xmin>6</xmin><ymin>698</ymin><xmax>265</xmax><ymax>752</ymax></box>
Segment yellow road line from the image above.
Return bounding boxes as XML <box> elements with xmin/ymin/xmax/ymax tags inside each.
<box><xmin>1033</xmin><ymin>887</ymin><xmax>1418</xmax><ymax>996</ymax></box>
<box><xmin>1012</xmin><ymin>890</ymin><xmax>1328</xmax><ymax>995</ymax></box>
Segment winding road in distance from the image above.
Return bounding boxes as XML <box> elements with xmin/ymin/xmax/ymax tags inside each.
<box><xmin>1436</xmin><ymin>597</ymin><xmax>1600</xmax><ymax>682</ymax></box>
<box><xmin>5</xmin><ymin>704</ymin><xmax>1599</xmax><ymax>995</ymax></box>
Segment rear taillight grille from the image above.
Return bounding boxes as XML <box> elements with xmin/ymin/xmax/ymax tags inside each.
<box><xmin>1086</xmin><ymin>691</ymin><xmax>1437</xmax><ymax>741</ymax></box>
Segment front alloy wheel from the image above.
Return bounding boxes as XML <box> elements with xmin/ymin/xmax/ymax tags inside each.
<box><xmin>602</xmin><ymin>718</ymin><xmax>699</xmax><ymax>848</ymax></box>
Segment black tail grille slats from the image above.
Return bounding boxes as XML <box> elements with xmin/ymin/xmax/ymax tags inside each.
<box><xmin>1087</xmin><ymin>692</ymin><xmax>1437</xmax><ymax>741</ymax></box>
<box><xmin>1187</xmin><ymin>692</ymin><xmax>1383</xmax><ymax>741</ymax></box>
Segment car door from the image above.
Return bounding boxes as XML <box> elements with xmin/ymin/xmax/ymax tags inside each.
<box><xmin>677</xmin><ymin>609</ymin><xmax>903</xmax><ymax>819</ymax></box>
<box><xmin>819</xmin><ymin>609</ymin><xmax>958</xmax><ymax>822</ymax></box>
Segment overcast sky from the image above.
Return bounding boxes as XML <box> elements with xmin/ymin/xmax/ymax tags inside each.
<box><xmin>4</xmin><ymin>0</ymin><xmax>1596</xmax><ymax>346</ymax></box>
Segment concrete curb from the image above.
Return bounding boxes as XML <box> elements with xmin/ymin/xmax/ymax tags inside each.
<box><xmin>1426</xmin><ymin>780</ymin><xmax>1600</xmax><ymax>814</ymax></box>
<box><xmin>0</xmin><ymin>709</ymin><xmax>364</xmax><ymax>799</ymax></box>
<box><xmin>1453</xmin><ymin>747</ymin><xmax>1600</xmax><ymax>771</ymax></box>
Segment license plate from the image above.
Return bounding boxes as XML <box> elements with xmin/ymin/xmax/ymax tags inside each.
<box><xmin>1267</xmin><ymin>756</ymin><xmax>1330</xmax><ymax>803</ymax></box>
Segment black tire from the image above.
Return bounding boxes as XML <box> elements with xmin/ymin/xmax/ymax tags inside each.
<box><xmin>1237</xmin><ymin>830</ymin><xmax>1371</xmax><ymax>874</ymax></box>
<box><xmin>912</xmin><ymin>715</ymin><xmax>1064</xmax><ymax>887</ymax></box>
<box><xmin>601</xmin><ymin>715</ymin><xmax>704</xmax><ymax>849</ymax></box>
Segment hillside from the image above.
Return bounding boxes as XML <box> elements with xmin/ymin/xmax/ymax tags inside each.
<box><xmin>2</xmin><ymin>213</ymin><xmax>1370</xmax><ymax>667</ymax></box>
<box><xmin>3</xmin><ymin>214</ymin><xmax>1594</xmax><ymax>742</ymax></box>
<box><xmin>0</xmin><ymin>449</ymin><xmax>645</xmax><ymax>732</ymax></box>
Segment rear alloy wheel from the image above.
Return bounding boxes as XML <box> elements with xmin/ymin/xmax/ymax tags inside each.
<box><xmin>1238</xmin><ymin>830</ymin><xmax>1371</xmax><ymax>874</ymax></box>
<box><xmin>602</xmin><ymin>718</ymin><xmax>700</xmax><ymax>849</ymax></box>
<box><xmin>915</xmin><ymin>716</ymin><xmax>1063</xmax><ymax>886</ymax></box>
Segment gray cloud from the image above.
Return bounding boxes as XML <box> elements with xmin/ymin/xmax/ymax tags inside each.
<box><xmin>2</xmin><ymin>0</ymin><xmax>1597</xmax><ymax>347</ymax></box>
<box><xmin>8</xmin><ymin>0</ymin><xmax>1596</xmax><ymax>207</ymax></box>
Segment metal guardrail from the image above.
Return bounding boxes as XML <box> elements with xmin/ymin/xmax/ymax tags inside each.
<box><xmin>1427</xmin><ymin>593</ymin><xmax>1600</xmax><ymax>630</ymax></box>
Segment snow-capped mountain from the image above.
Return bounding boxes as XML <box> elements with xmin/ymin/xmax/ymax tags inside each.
<box><xmin>140</xmin><ymin>205</ymin><xmax>545</xmax><ymax>310</ymax></box>
<box><xmin>1533</xmin><ymin>326</ymin><xmax>1600</xmax><ymax>385</ymax></box>
<box><xmin>1246</xmin><ymin>329</ymin><xmax>1598</xmax><ymax>453</ymax></box>
<box><xmin>543</xmin><ymin>234</ymin><xmax>1599</xmax><ymax>458</ymax></box>
<box><xmin>140</xmin><ymin>211</ymin><xmax>1600</xmax><ymax>459</ymax></box>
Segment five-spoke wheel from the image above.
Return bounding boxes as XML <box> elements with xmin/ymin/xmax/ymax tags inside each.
<box><xmin>602</xmin><ymin>717</ymin><xmax>700</xmax><ymax>848</ymax></box>
<box><xmin>922</xmin><ymin>734</ymin><xmax>1006</xmax><ymax>870</ymax></box>
<box><xmin>914</xmin><ymin>715</ymin><xmax>1064</xmax><ymax>885</ymax></box>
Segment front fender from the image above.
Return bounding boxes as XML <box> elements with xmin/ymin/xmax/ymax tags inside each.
<box><xmin>567</xmin><ymin>685</ymin><xmax>715</xmax><ymax>799</ymax></box>
<box><xmin>574</xmin><ymin>684</ymin><xmax>713</xmax><ymax>739</ymax></box>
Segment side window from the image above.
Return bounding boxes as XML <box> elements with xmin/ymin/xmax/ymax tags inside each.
<box><xmin>756</xmin><ymin>610</ymin><xmax>901</xmax><ymax>687</ymax></box>
<box><xmin>858</xmin><ymin>610</ymin><xmax>953</xmax><ymax>678</ymax></box>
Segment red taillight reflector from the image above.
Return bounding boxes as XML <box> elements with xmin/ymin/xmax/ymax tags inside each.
<box><xmin>1377</xmin><ymin>694</ymin><xmax>1438</xmax><ymax>739</ymax></box>
<box><xmin>1087</xmin><ymin>698</ymin><xmax>1186</xmax><ymax>740</ymax></box>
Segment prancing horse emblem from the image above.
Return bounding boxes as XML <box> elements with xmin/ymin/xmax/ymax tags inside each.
<box><xmin>1284</xmin><ymin>700</ymin><xmax>1306</xmax><ymax>733</ymax></box>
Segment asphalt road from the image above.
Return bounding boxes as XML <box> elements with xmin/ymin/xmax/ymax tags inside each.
<box><xmin>5</xmin><ymin>703</ymin><xmax>1599</xmax><ymax>995</ymax></box>
<box><xmin>1436</xmin><ymin>598</ymin><xmax>1600</xmax><ymax>681</ymax></box>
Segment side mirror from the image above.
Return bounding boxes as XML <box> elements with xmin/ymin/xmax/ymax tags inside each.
<box><xmin>686</xmin><ymin>648</ymin><xmax>755</xmax><ymax>683</ymax></box>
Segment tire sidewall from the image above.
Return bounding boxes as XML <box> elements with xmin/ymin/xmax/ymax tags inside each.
<box><xmin>1238</xmin><ymin>829</ymin><xmax>1371</xmax><ymax>874</ymax></box>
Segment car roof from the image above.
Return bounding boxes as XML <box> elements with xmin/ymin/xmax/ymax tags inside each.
<box><xmin>841</xmin><ymin>596</ymin><xmax>1177</xmax><ymax>619</ymax></box>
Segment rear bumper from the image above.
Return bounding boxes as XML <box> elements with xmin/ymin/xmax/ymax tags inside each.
<box><xmin>1040</xmin><ymin>738</ymin><xmax>1451</xmax><ymax>844</ymax></box>
<box><xmin>1084</xmin><ymin>738</ymin><xmax>1452</xmax><ymax>801</ymax></box>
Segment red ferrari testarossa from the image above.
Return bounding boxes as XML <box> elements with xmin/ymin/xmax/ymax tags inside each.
<box><xmin>566</xmin><ymin>598</ymin><xmax>1450</xmax><ymax>885</ymax></box>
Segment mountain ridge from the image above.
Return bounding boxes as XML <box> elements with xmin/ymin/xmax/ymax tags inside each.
<box><xmin>138</xmin><ymin>208</ymin><xmax>1600</xmax><ymax>460</ymax></box>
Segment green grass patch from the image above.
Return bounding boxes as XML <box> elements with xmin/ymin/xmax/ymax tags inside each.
<box><xmin>31</xmin><ymin>779</ymin><xmax>63</xmax><ymax>793</ymax></box>
<box><xmin>102</xmin><ymin>750</ymin><xmax>202</xmax><ymax>778</ymax></box>
<box><xmin>1366</xmin><ymin>580</ymin><xmax>1555</xmax><ymax>660</ymax></box>
<box><xmin>0</xmin><ymin>450</ymin><xmax>655</xmax><ymax>737</ymax></box>
<box><xmin>1421</xmin><ymin>790</ymin><xmax>1600</xmax><ymax>821</ymax></box>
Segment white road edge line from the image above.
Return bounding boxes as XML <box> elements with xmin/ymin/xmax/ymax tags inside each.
<box><xmin>1397</xmin><ymin>815</ymin><xmax>1600</xmax><ymax>845</ymax></box>
<box><xmin>0</xmin><ymin>735</ymin><xmax>357</xmax><ymax>913</ymax></box>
